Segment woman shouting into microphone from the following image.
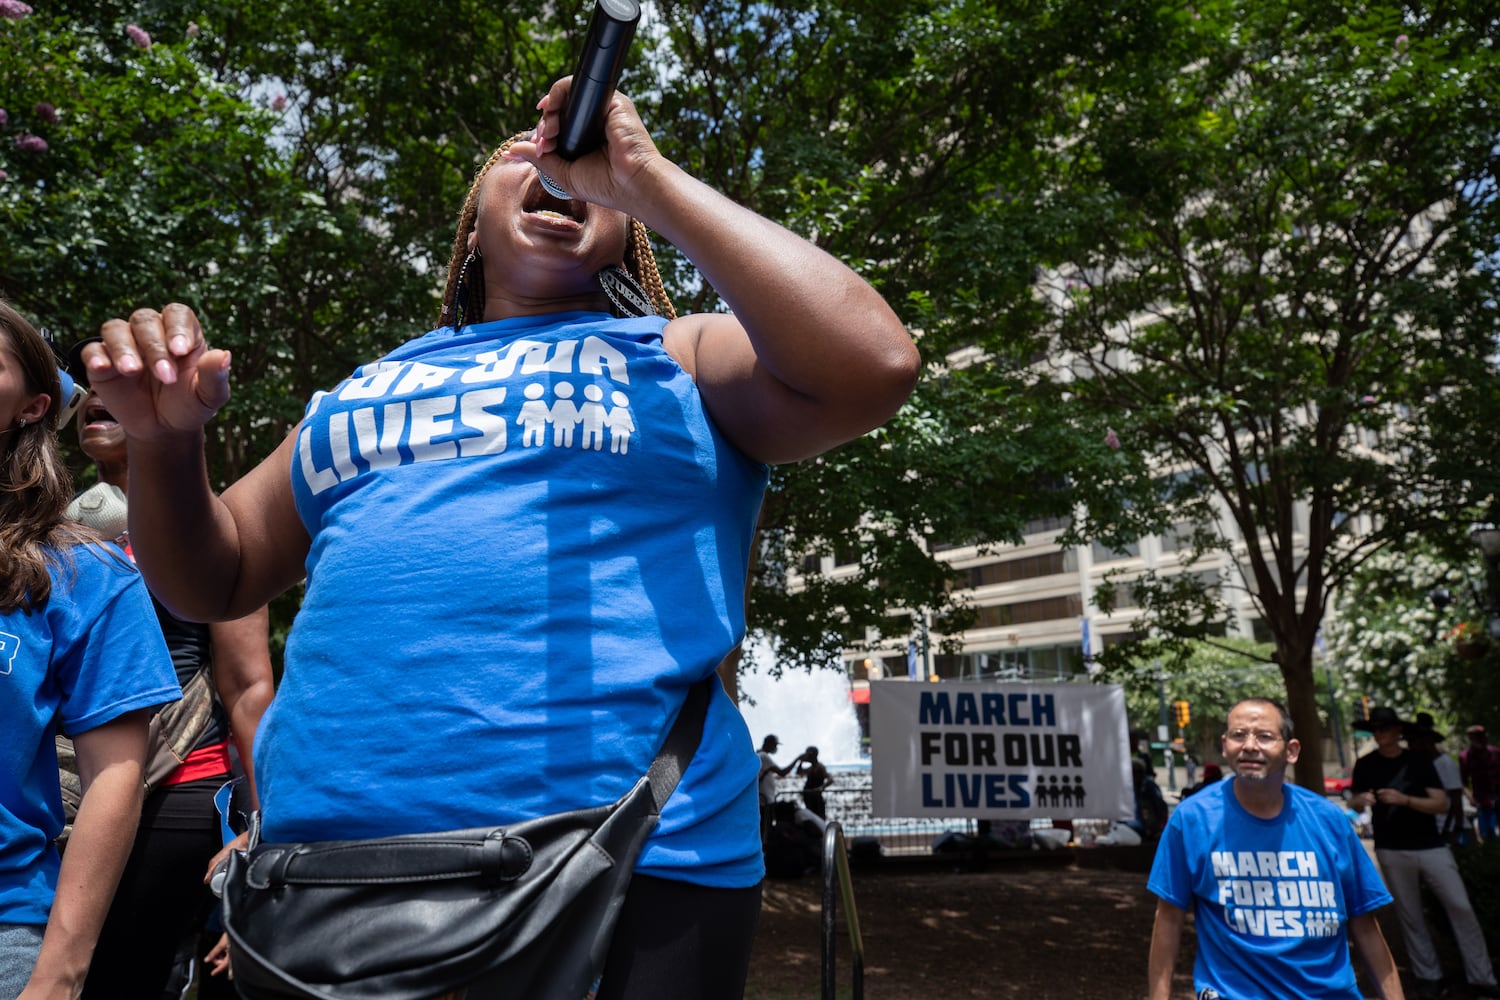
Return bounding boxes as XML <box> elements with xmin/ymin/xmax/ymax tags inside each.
<box><xmin>82</xmin><ymin>82</ymin><xmax>918</xmax><ymax>1000</ymax></box>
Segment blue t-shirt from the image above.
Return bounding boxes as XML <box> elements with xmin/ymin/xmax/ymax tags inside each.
<box><xmin>1148</xmin><ymin>779</ymin><xmax>1391</xmax><ymax>999</ymax></box>
<box><xmin>0</xmin><ymin>543</ymin><xmax>180</xmax><ymax>924</ymax></box>
<box><xmin>267</xmin><ymin>312</ymin><xmax>770</xmax><ymax>887</ymax></box>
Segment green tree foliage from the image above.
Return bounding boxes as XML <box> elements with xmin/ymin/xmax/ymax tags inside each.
<box><xmin>1019</xmin><ymin>0</ymin><xmax>1500</xmax><ymax>787</ymax></box>
<box><xmin>1098</xmin><ymin>636</ymin><xmax>1283</xmax><ymax>760</ymax></box>
<box><xmin>1324</xmin><ymin>542</ymin><xmax>1500</xmax><ymax>735</ymax></box>
<box><xmin>1</xmin><ymin>1</ymin><xmax>585</xmax><ymax>480</ymax></box>
<box><xmin>644</xmin><ymin>1</ymin><xmax>1136</xmax><ymax>671</ymax></box>
<box><xmin>0</xmin><ymin>9</ymin><xmax>299</xmax><ymax>482</ymax></box>
<box><xmin>5</xmin><ymin>1</ymin><xmax>1499</xmax><ymax>738</ymax></box>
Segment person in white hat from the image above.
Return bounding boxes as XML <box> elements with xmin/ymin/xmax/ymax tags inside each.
<box><xmin>62</xmin><ymin>363</ymin><xmax>276</xmax><ymax>999</ymax></box>
<box><xmin>756</xmin><ymin>736</ymin><xmax>800</xmax><ymax>843</ymax></box>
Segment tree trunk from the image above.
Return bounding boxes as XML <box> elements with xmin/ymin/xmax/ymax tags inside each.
<box><xmin>1280</xmin><ymin>652</ymin><xmax>1325</xmax><ymax>792</ymax></box>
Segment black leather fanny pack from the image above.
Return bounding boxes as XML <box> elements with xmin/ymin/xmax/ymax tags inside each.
<box><xmin>221</xmin><ymin>679</ymin><xmax>712</xmax><ymax>1000</ymax></box>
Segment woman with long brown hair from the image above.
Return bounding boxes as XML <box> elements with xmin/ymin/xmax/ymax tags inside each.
<box><xmin>83</xmin><ymin>80</ymin><xmax>919</xmax><ymax>999</ymax></box>
<box><xmin>0</xmin><ymin>299</ymin><xmax>178</xmax><ymax>1000</ymax></box>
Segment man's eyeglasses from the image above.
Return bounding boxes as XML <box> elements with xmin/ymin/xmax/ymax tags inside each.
<box><xmin>1224</xmin><ymin>730</ymin><xmax>1284</xmax><ymax>747</ymax></box>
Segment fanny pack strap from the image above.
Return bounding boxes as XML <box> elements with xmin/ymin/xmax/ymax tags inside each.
<box><xmin>646</xmin><ymin>676</ymin><xmax>713</xmax><ymax>810</ymax></box>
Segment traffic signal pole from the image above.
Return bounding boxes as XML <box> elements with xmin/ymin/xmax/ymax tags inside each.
<box><xmin>1171</xmin><ymin>700</ymin><xmax>1191</xmax><ymax>792</ymax></box>
<box><xmin>1157</xmin><ymin>671</ymin><xmax>1175</xmax><ymax>791</ymax></box>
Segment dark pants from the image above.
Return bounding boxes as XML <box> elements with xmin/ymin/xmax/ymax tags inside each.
<box><xmin>82</xmin><ymin>778</ymin><xmax>225</xmax><ymax>1000</ymax></box>
<box><xmin>596</xmin><ymin>874</ymin><xmax>762</xmax><ymax>1000</ymax></box>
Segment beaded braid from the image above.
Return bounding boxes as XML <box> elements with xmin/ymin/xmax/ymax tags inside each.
<box><xmin>438</xmin><ymin>133</ymin><xmax>677</xmax><ymax>327</ymax></box>
<box><xmin>624</xmin><ymin>216</ymin><xmax>676</xmax><ymax>320</ymax></box>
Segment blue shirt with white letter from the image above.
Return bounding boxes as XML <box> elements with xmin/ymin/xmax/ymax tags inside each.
<box><xmin>0</xmin><ymin>543</ymin><xmax>179</xmax><ymax>924</ymax></box>
<box><xmin>1149</xmin><ymin>779</ymin><xmax>1390</xmax><ymax>998</ymax></box>
<box><xmin>268</xmin><ymin>312</ymin><xmax>769</xmax><ymax>887</ymax></box>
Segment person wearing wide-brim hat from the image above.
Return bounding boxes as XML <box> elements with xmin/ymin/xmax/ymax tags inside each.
<box><xmin>1403</xmin><ymin>713</ymin><xmax>1467</xmax><ymax>844</ymax></box>
<box><xmin>1352</xmin><ymin>708</ymin><xmax>1500</xmax><ymax>997</ymax></box>
<box><xmin>1402</xmin><ymin>712</ymin><xmax>1447</xmax><ymax>744</ymax></box>
<box><xmin>1351</xmin><ymin>704</ymin><xmax>1410</xmax><ymax>734</ymax></box>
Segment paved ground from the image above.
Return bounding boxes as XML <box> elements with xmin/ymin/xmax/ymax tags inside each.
<box><xmin>746</xmin><ymin>853</ymin><xmax>1164</xmax><ymax>999</ymax></box>
<box><xmin>744</xmin><ymin>848</ymin><xmax>1493</xmax><ymax>1000</ymax></box>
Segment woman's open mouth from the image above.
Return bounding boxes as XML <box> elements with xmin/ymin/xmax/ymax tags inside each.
<box><xmin>522</xmin><ymin>183</ymin><xmax>586</xmax><ymax>228</ymax></box>
<box><xmin>81</xmin><ymin>399</ymin><xmax>118</xmax><ymax>430</ymax></box>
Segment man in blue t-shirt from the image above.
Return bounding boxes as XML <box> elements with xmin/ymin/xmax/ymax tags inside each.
<box><xmin>1147</xmin><ymin>698</ymin><xmax>1403</xmax><ymax>1000</ymax></box>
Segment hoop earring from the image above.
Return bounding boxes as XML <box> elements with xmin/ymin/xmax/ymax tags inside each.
<box><xmin>597</xmin><ymin>267</ymin><xmax>655</xmax><ymax>318</ymax></box>
<box><xmin>452</xmin><ymin>250</ymin><xmax>484</xmax><ymax>329</ymax></box>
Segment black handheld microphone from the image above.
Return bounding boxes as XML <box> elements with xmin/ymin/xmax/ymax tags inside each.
<box><xmin>537</xmin><ymin>0</ymin><xmax>641</xmax><ymax>199</ymax></box>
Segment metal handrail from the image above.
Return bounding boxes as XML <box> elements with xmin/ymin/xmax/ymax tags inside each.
<box><xmin>820</xmin><ymin>821</ymin><xmax>865</xmax><ymax>1000</ymax></box>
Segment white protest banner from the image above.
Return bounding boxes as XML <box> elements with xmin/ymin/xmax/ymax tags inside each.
<box><xmin>870</xmin><ymin>680</ymin><xmax>1133</xmax><ymax>820</ymax></box>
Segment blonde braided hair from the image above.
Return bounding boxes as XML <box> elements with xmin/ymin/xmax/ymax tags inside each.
<box><xmin>439</xmin><ymin>133</ymin><xmax>676</xmax><ymax>328</ymax></box>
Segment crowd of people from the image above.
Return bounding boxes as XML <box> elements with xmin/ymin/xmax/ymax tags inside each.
<box><xmin>1</xmin><ymin>299</ymin><xmax>278</xmax><ymax>1000</ymax></box>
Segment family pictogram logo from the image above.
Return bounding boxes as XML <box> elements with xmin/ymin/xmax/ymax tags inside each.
<box><xmin>297</xmin><ymin>335</ymin><xmax>640</xmax><ymax>495</ymax></box>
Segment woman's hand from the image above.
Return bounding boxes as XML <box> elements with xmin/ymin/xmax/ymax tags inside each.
<box><xmin>204</xmin><ymin>933</ymin><xmax>233</xmax><ymax>979</ymax></box>
<box><xmin>503</xmin><ymin>80</ymin><xmax>661</xmax><ymax>212</ymax></box>
<box><xmin>82</xmin><ymin>304</ymin><xmax>232</xmax><ymax>442</ymax></box>
<box><xmin>203</xmin><ymin>830</ymin><xmax>251</xmax><ymax>885</ymax></box>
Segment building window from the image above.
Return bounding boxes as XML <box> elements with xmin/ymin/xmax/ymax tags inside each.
<box><xmin>939</xmin><ymin>645</ymin><xmax>1087</xmax><ymax>681</ymax></box>
<box><xmin>1091</xmin><ymin>539</ymin><xmax>1140</xmax><ymax>562</ymax></box>
<box><xmin>972</xmin><ymin>593</ymin><xmax>1084</xmax><ymax>628</ymax></box>
<box><xmin>1102</xmin><ymin>630</ymin><xmax>1143</xmax><ymax>647</ymax></box>
<box><xmin>1158</xmin><ymin>522</ymin><xmax>1198</xmax><ymax>554</ymax></box>
<box><xmin>964</xmin><ymin>550</ymin><xmax>1076</xmax><ymax>588</ymax></box>
<box><xmin>1105</xmin><ymin>578</ymin><xmax>1140</xmax><ymax>610</ymax></box>
<box><xmin>1024</xmin><ymin>514</ymin><xmax>1070</xmax><ymax>535</ymax></box>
